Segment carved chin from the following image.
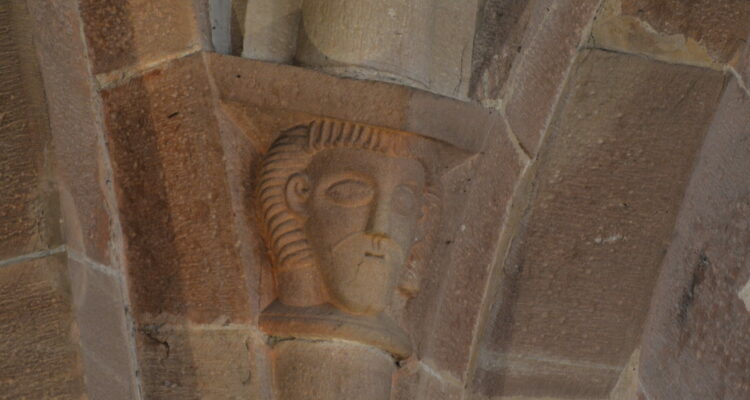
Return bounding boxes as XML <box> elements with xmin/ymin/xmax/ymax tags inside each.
<box><xmin>323</xmin><ymin>252</ymin><xmax>402</xmax><ymax>315</ymax></box>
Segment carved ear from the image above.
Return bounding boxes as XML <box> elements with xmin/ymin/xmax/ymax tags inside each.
<box><xmin>285</xmin><ymin>173</ymin><xmax>311</xmax><ymax>215</ymax></box>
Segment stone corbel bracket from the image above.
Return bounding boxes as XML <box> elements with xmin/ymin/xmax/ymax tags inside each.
<box><xmin>204</xmin><ymin>52</ymin><xmax>502</xmax><ymax>399</ymax></box>
<box><xmin>204</xmin><ymin>52</ymin><xmax>496</xmax><ymax>157</ymax></box>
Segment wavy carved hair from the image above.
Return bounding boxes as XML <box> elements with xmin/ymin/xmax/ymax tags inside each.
<box><xmin>257</xmin><ymin>119</ymin><xmax>440</xmax><ymax>280</ymax></box>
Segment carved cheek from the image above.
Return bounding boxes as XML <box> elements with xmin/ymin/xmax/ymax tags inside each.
<box><xmin>306</xmin><ymin>197</ymin><xmax>369</xmax><ymax>251</ymax></box>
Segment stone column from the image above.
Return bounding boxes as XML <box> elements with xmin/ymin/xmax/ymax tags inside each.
<box><xmin>296</xmin><ymin>0</ymin><xmax>434</xmax><ymax>87</ymax></box>
<box><xmin>242</xmin><ymin>0</ymin><xmax>303</xmax><ymax>62</ymax></box>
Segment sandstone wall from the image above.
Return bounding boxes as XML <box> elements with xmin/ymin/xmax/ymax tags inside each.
<box><xmin>2</xmin><ymin>0</ymin><xmax>748</xmax><ymax>399</ymax></box>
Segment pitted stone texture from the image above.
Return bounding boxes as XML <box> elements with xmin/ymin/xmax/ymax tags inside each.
<box><xmin>80</xmin><ymin>0</ymin><xmax>202</xmax><ymax>75</ymax></box>
<box><xmin>428</xmin><ymin>0</ymin><xmax>478</xmax><ymax>99</ymax></box>
<box><xmin>609</xmin><ymin>349</ymin><xmax>640</xmax><ymax>400</ymax></box>
<box><xmin>470</xmin><ymin>50</ymin><xmax>724</xmax><ymax>398</ymax></box>
<box><xmin>69</xmin><ymin>257</ymin><xmax>136</xmax><ymax>400</ymax></box>
<box><xmin>206</xmin><ymin>53</ymin><xmax>491</xmax><ymax>154</ymax></box>
<box><xmin>272</xmin><ymin>340</ymin><xmax>395</xmax><ymax>400</ymax></box>
<box><xmin>618</xmin><ymin>0</ymin><xmax>750</xmax><ymax>64</ymax></box>
<box><xmin>0</xmin><ymin>0</ymin><xmax>60</xmax><ymax>260</ymax></box>
<box><xmin>735</xmin><ymin>41</ymin><xmax>750</xmax><ymax>90</ymax></box>
<box><xmin>405</xmin><ymin>117</ymin><xmax>522</xmax><ymax>380</ymax></box>
<box><xmin>591</xmin><ymin>0</ymin><xmax>750</xmax><ymax>69</ymax></box>
<box><xmin>0</xmin><ymin>256</ymin><xmax>85</xmax><ymax>399</ymax></box>
<box><xmin>470</xmin><ymin>0</ymin><xmax>544</xmax><ymax>103</ymax></box>
<box><xmin>502</xmin><ymin>0</ymin><xmax>601</xmax><ymax>154</ymax></box>
<box><xmin>27</xmin><ymin>0</ymin><xmax>112</xmax><ymax>264</ymax></box>
<box><xmin>392</xmin><ymin>360</ymin><xmax>462</xmax><ymax>400</ymax></box>
<box><xmin>101</xmin><ymin>54</ymin><xmax>251</xmax><ymax>323</ymax></box>
<box><xmin>639</xmin><ymin>79</ymin><xmax>750</xmax><ymax>400</ymax></box>
<box><xmin>138</xmin><ymin>326</ymin><xmax>261</xmax><ymax>399</ymax></box>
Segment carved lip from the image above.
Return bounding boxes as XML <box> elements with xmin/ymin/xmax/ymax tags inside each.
<box><xmin>364</xmin><ymin>251</ymin><xmax>386</xmax><ymax>260</ymax></box>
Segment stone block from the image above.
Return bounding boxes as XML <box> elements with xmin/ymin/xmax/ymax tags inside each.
<box><xmin>469</xmin><ymin>0</ymin><xmax>544</xmax><ymax>103</ymax></box>
<box><xmin>503</xmin><ymin>0</ymin><xmax>601</xmax><ymax>153</ymax></box>
<box><xmin>79</xmin><ymin>0</ymin><xmax>203</xmax><ymax>75</ymax></box>
<box><xmin>406</xmin><ymin>120</ymin><xmax>522</xmax><ymax>380</ymax></box>
<box><xmin>592</xmin><ymin>0</ymin><xmax>750</xmax><ymax>67</ymax></box>
<box><xmin>470</xmin><ymin>50</ymin><xmax>725</xmax><ymax>398</ymax></box>
<box><xmin>639</xmin><ymin>79</ymin><xmax>750</xmax><ymax>400</ymax></box>
<box><xmin>609</xmin><ymin>349</ymin><xmax>640</xmax><ymax>400</ymax></box>
<box><xmin>26</xmin><ymin>0</ymin><xmax>112</xmax><ymax>265</ymax></box>
<box><xmin>734</xmin><ymin>41</ymin><xmax>750</xmax><ymax>90</ymax></box>
<box><xmin>0</xmin><ymin>0</ymin><xmax>60</xmax><ymax>260</ymax></box>
<box><xmin>137</xmin><ymin>325</ymin><xmax>266</xmax><ymax>399</ymax></box>
<box><xmin>101</xmin><ymin>54</ymin><xmax>251</xmax><ymax>323</ymax></box>
<box><xmin>0</xmin><ymin>255</ymin><xmax>85</xmax><ymax>399</ymax></box>
<box><xmin>392</xmin><ymin>360</ymin><xmax>463</xmax><ymax>400</ymax></box>
<box><xmin>272</xmin><ymin>340</ymin><xmax>394</xmax><ymax>400</ymax></box>
<box><xmin>428</xmin><ymin>0</ymin><xmax>479</xmax><ymax>99</ymax></box>
<box><xmin>205</xmin><ymin>53</ymin><xmax>492</xmax><ymax>154</ymax></box>
<box><xmin>68</xmin><ymin>256</ymin><xmax>136</xmax><ymax>399</ymax></box>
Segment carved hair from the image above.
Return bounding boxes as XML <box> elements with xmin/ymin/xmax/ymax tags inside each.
<box><xmin>258</xmin><ymin>119</ymin><xmax>425</xmax><ymax>268</ymax></box>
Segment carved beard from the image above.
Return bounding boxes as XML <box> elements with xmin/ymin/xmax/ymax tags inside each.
<box><xmin>320</xmin><ymin>233</ymin><xmax>406</xmax><ymax>315</ymax></box>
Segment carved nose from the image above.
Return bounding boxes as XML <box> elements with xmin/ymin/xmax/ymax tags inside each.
<box><xmin>366</xmin><ymin>197</ymin><xmax>390</xmax><ymax>236</ymax></box>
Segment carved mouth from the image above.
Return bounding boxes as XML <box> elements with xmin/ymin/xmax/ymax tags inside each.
<box><xmin>364</xmin><ymin>252</ymin><xmax>386</xmax><ymax>260</ymax></box>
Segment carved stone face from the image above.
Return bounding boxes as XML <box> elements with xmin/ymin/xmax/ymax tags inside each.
<box><xmin>286</xmin><ymin>148</ymin><xmax>426</xmax><ymax>315</ymax></box>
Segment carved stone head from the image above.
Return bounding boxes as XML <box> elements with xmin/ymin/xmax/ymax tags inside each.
<box><xmin>258</xmin><ymin>119</ymin><xmax>439</xmax><ymax>315</ymax></box>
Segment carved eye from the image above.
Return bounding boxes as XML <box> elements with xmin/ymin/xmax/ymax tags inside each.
<box><xmin>393</xmin><ymin>184</ymin><xmax>420</xmax><ymax>215</ymax></box>
<box><xmin>325</xmin><ymin>179</ymin><xmax>374</xmax><ymax>207</ymax></box>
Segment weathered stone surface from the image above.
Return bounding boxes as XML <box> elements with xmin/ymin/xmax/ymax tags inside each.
<box><xmin>428</xmin><ymin>0</ymin><xmax>478</xmax><ymax>99</ymax></box>
<box><xmin>592</xmin><ymin>0</ymin><xmax>750</xmax><ymax>67</ymax></box>
<box><xmin>392</xmin><ymin>360</ymin><xmax>462</xmax><ymax>400</ymax></box>
<box><xmin>27</xmin><ymin>0</ymin><xmax>112</xmax><ymax>265</ymax></box>
<box><xmin>469</xmin><ymin>0</ymin><xmax>542</xmax><ymax>103</ymax></box>
<box><xmin>622</xmin><ymin>0</ymin><xmax>750</xmax><ymax>64</ymax></box>
<box><xmin>241</xmin><ymin>0</ymin><xmax>302</xmax><ymax>62</ymax></box>
<box><xmin>272</xmin><ymin>340</ymin><xmax>394</xmax><ymax>400</ymax></box>
<box><xmin>80</xmin><ymin>0</ymin><xmax>202</xmax><ymax>75</ymax></box>
<box><xmin>69</xmin><ymin>256</ymin><xmax>136</xmax><ymax>400</ymax></box>
<box><xmin>503</xmin><ymin>0</ymin><xmax>601</xmax><ymax>153</ymax></box>
<box><xmin>735</xmin><ymin>41</ymin><xmax>750</xmax><ymax>89</ymax></box>
<box><xmin>470</xmin><ymin>50</ymin><xmax>724</xmax><ymax>398</ymax></box>
<box><xmin>206</xmin><ymin>53</ymin><xmax>491</xmax><ymax>157</ymax></box>
<box><xmin>213</xmin><ymin>101</ymin><xmax>275</xmax><ymax>318</ymax></box>
<box><xmin>242</xmin><ymin>0</ymin><xmax>476</xmax><ymax>98</ymax></box>
<box><xmin>296</xmin><ymin>0</ymin><xmax>434</xmax><ymax>88</ymax></box>
<box><xmin>406</xmin><ymin>116</ymin><xmax>522</xmax><ymax>380</ymax></box>
<box><xmin>0</xmin><ymin>256</ymin><xmax>85</xmax><ymax>399</ymax></box>
<box><xmin>0</xmin><ymin>0</ymin><xmax>60</xmax><ymax>261</ymax></box>
<box><xmin>639</xmin><ymin>79</ymin><xmax>750</xmax><ymax>400</ymax></box>
<box><xmin>138</xmin><ymin>325</ymin><xmax>263</xmax><ymax>399</ymax></box>
<box><xmin>101</xmin><ymin>54</ymin><xmax>251</xmax><ymax>323</ymax></box>
<box><xmin>609</xmin><ymin>349</ymin><xmax>640</xmax><ymax>400</ymax></box>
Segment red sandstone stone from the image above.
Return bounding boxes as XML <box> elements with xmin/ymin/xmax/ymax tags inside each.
<box><xmin>503</xmin><ymin>0</ymin><xmax>601</xmax><ymax>154</ymax></box>
<box><xmin>0</xmin><ymin>0</ymin><xmax>61</xmax><ymax>260</ymax></box>
<box><xmin>137</xmin><ymin>326</ymin><xmax>261</xmax><ymax>399</ymax></box>
<box><xmin>204</xmin><ymin>53</ymin><xmax>491</xmax><ymax>154</ymax></box>
<box><xmin>470</xmin><ymin>49</ymin><xmax>725</xmax><ymax>398</ymax></box>
<box><xmin>392</xmin><ymin>361</ymin><xmax>462</xmax><ymax>400</ymax></box>
<box><xmin>79</xmin><ymin>0</ymin><xmax>203</xmax><ymax>75</ymax></box>
<box><xmin>0</xmin><ymin>255</ymin><xmax>85</xmax><ymax>399</ymax></box>
<box><xmin>639</xmin><ymin>79</ymin><xmax>750</xmax><ymax>400</ymax></box>
<box><xmin>101</xmin><ymin>54</ymin><xmax>251</xmax><ymax>323</ymax></box>
<box><xmin>68</xmin><ymin>257</ymin><xmax>136</xmax><ymax>399</ymax></box>
<box><xmin>620</xmin><ymin>0</ymin><xmax>750</xmax><ymax>63</ymax></box>
<box><xmin>26</xmin><ymin>0</ymin><xmax>112</xmax><ymax>265</ymax></box>
<box><xmin>406</xmin><ymin>121</ymin><xmax>522</xmax><ymax>380</ymax></box>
